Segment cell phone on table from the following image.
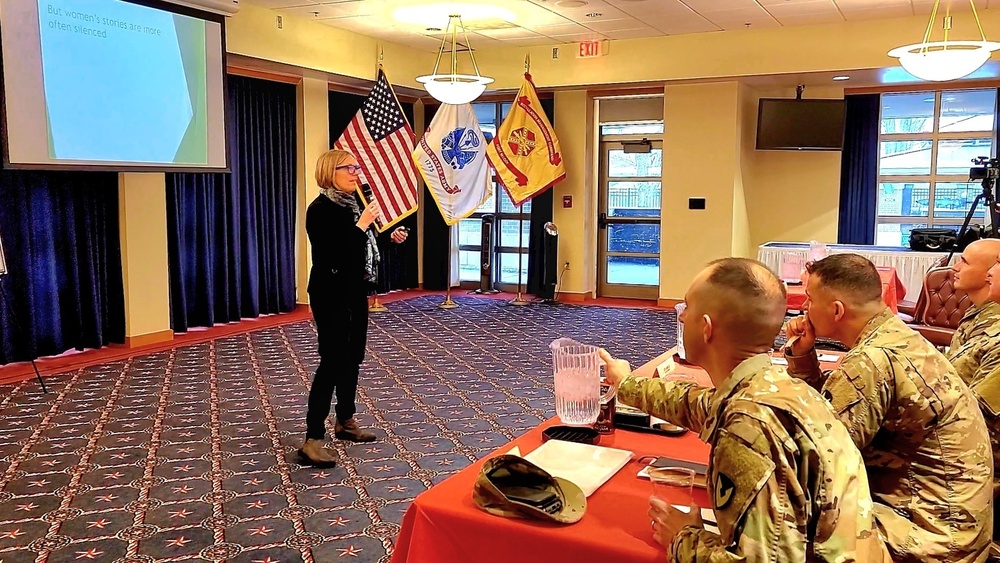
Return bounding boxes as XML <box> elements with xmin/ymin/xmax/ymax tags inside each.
<box><xmin>649</xmin><ymin>457</ymin><xmax>709</xmax><ymax>475</ymax></box>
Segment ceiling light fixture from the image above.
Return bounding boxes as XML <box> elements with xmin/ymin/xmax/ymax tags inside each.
<box><xmin>832</xmin><ymin>75</ymin><xmax>850</xmax><ymax>81</ymax></box>
<box><xmin>416</xmin><ymin>15</ymin><xmax>493</xmax><ymax>105</ymax></box>
<box><xmin>586</xmin><ymin>12</ymin><xmax>602</xmax><ymax>18</ymax></box>
<box><xmin>888</xmin><ymin>0</ymin><xmax>1000</xmax><ymax>82</ymax></box>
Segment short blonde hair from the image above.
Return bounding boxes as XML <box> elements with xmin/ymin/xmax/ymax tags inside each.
<box><xmin>315</xmin><ymin>149</ymin><xmax>354</xmax><ymax>189</ymax></box>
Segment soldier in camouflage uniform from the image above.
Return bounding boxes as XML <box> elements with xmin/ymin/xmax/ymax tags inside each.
<box><xmin>601</xmin><ymin>258</ymin><xmax>888</xmax><ymax>562</ymax></box>
<box><xmin>958</xmin><ymin>240</ymin><xmax>1000</xmax><ymax>539</ymax></box>
<box><xmin>948</xmin><ymin>239</ymin><xmax>1000</xmax><ymax>386</ymax></box>
<box><xmin>784</xmin><ymin>253</ymin><xmax>993</xmax><ymax>562</ymax></box>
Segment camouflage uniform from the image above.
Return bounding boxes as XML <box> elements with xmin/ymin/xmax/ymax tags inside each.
<box><xmin>949</xmin><ymin>301</ymin><xmax>1000</xmax><ymax>387</ymax></box>
<box><xmin>786</xmin><ymin>307</ymin><xmax>993</xmax><ymax>562</ymax></box>
<box><xmin>619</xmin><ymin>354</ymin><xmax>888</xmax><ymax>562</ymax></box>
<box><xmin>948</xmin><ymin>301</ymin><xmax>1000</xmax><ymax>522</ymax></box>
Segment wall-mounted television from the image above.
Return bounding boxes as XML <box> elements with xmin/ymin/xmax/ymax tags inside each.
<box><xmin>756</xmin><ymin>98</ymin><xmax>845</xmax><ymax>151</ymax></box>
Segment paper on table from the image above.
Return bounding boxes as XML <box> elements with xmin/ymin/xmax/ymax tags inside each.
<box><xmin>671</xmin><ymin>505</ymin><xmax>719</xmax><ymax>534</ymax></box>
<box><xmin>523</xmin><ymin>440</ymin><xmax>633</xmax><ymax>497</ymax></box>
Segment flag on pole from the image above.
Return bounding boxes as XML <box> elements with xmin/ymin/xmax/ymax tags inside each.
<box><xmin>485</xmin><ymin>73</ymin><xmax>566</xmax><ymax>206</ymax></box>
<box><xmin>412</xmin><ymin>103</ymin><xmax>492</xmax><ymax>226</ymax></box>
<box><xmin>334</xmin><ymin>67</ymin><xmax>418</xmax><ymax>232</ymax></box>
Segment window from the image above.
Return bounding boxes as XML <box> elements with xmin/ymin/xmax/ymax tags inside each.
<box><xmin>875</xmin><ymin>89</ymin><xmax>996</xmax><ymax>247</ymax></box>
<box><xmin>457</xmin><ymin>100</ymin><xmax>533</xmax><ymax>286</ymax></box>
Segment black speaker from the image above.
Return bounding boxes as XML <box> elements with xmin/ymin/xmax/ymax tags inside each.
<box><xmin>539</xmin><ymin>222</ymin><xmax>558</xmax><ymax>301</ymax></box>
<box><xmin>476</xmin><ymin>214</ymin><xmax>498</xmax><ymax>294</ymax></box>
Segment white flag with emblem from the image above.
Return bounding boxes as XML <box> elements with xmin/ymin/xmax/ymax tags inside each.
<box><xmin>412</xmin><ymin>103</ymin><xmax>491</xmax><ymax>226</ymax></box>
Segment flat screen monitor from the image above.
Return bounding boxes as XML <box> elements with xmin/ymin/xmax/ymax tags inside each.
<box><xmin>756</xmin><ymin>98</ymin><xmax>845</xmax><ymax>151</ymax></box>
<box><xmin>0</xmin><ymin>0</ymin><xmax>229</xmax><ymax>171</ymax></box>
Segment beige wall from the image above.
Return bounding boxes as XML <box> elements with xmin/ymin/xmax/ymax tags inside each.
<box><xmin>659</xmin><ymin>82</ymin><xmax>742</xmax><ymax>299</ymax></box>
<box><xmin>471</xmin><ymin>11</ymin><xmax>1000</xmax><ymax>90</ymax></box>
<box><xmin>294</xmin><ymin>75</ymin><xmax>330</xmax><ymax>304</ymax></box>
<box><xmin>552</xmin><ymin>90</ymin><xmax>597</xmax><ymax>298</ymax></box>
<box><xmin>227</xmin><ymin>3</ymin><xmax>434</xmax><ymax>88</ymax></box>
<box><xmin>743</xmin><ymin>86</ymin><xmax>844</xmax><ymax>251</ymax></box>
<box><xmin>118</xmin><ymin>173</ymin><xmax>171</xmax><ymax>342</ymax></box>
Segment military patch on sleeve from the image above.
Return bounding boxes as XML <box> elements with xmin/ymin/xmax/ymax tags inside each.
<box><xmin>973</xmin><ymin>376</ymin><xmax>1000</xmax><ymax>417</ymax></box>
<box><xmin>711</xmin><ymin>427</ymin><xmax>776</xmax><ymax>544</ymax></box>
<box><xmin>714</xmin><ymin>473</ymin><xmax>735</xmax><ymax>509</ymax></box>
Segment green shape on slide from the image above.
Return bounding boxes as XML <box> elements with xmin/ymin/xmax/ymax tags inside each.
<box><xmin>171</xmin><ymin>14</ymin><xmax>208</xmax><ymax>164</ymax></box>
<box><xmin>45</xmin><ymin>98</ymin><xmax>57</xmax><ymax>158</ymax></box>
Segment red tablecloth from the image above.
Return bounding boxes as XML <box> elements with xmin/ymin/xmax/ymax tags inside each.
<box><xmin>390</xmin><ymin>417</ymin><xmax>712</xmax><ymax>563</ymax></box>
<box><xmin>786</xmin><ymin>266</ymin><xmax>906</xmax><ymax>314</ymax></box>
<box><xmin>390</xmin><ymin>353</ymin><xmax>843</xmax><ymax>563</ymax></box>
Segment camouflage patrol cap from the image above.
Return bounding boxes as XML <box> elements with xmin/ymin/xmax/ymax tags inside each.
<box><xmin>473</xmin><ymin>455</ymin><xmax>586</xmax><ymax>524</ymax></box>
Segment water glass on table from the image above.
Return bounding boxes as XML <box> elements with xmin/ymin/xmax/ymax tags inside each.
<box><xmin>649</xmin><ymin>466</ymin><xmax>695</xmax><ymax>507</ymax></box>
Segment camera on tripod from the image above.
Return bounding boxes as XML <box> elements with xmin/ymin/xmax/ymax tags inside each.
<box><xmin>970</xmin><ymin>156</ymin><xmax>999</xmax><ymax>181</ymax></box>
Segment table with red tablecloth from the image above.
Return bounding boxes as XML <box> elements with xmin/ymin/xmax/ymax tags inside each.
<box><xmin>390</xmin><ymin>352</ymin><xmax>712</xmax><ymax>563</ymax></box>
<box><xmin>389</xmin><ymin>349</ymin><xmax>846</xmax><ymax>563</ymax></box>
<box><xmin>786</xmin><ymin>266</ymin><xmax>906</xmax><ymax>313</ymax></box>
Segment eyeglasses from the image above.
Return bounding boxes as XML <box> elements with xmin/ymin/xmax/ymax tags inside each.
<box><xmin>336</xmin><ymin>164</ymin><xmax>363</xmax><ymax>174</ymax></box>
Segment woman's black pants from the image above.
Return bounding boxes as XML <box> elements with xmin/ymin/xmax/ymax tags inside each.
<box><xmin>305</xmin><ymin>291</ymin><xmax>369</xmax><ymax>440</ymax></box>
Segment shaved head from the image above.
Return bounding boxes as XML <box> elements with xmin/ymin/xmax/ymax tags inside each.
<box><xmin>690</xmin><ymin>258</ymin><xmax>787</xmax><ymax>349</ymax></box>
<box><xmin>965</xmin><ymin>239</ymin><xmax>1000</xmax><ymax>264</ymax></box>
<box><xmin>954</xmin><ymin>239</ymin><xmax>1000</xmax><ymax>296</ymax></box>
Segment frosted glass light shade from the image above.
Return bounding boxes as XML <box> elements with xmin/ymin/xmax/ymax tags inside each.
<box><xmin>888</xmin><ymin>41</ymin><xmax>1000</xmax><ymax>81</ymax></box>
<box><xmin>416</xmin><ymin>74</ymin><xmax>494</xmax><ymax>104</ymax></box>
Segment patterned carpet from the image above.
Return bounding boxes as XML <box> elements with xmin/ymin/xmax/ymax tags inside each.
<box><xmin>0</xmin><ymin>296</ymin><xmax>678</xmax><ymax>563</ymax></box>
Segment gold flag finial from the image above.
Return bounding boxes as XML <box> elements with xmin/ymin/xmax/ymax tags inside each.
<box><xmin>524</xmin><ymin>54</ymin><xmax>531</xmax><ymax>74</ymax></box>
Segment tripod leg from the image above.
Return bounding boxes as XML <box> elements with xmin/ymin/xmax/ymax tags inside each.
<box><xmin>946</xmin><ymin>193</ymin><xmax>985</xmax><ymax>265</ymax></box>
<box><xmin>28</xmin><ymin>358</ymin><xmax>47</xmax><ymax>393</ymax></box>
<box><xmin>0</xmin><ymin>281</ymin><xmax>48</xmax><ymax>393</ymax></box>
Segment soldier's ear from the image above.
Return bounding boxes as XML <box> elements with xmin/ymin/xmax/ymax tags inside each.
<box><xmin>832</xmin><ymin>300</ymin><xmax>846</xmax><ymax>321</ymax></box>
<box><xmin>702</xmin><ymin>314</ymin><xmax>713</xmax><ymax>343</ymax></box>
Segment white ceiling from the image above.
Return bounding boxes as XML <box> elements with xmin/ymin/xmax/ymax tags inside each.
<box><xmin>245</xmin><ymin>0</ymin><xmax>994</xmax><ymax>52</ymax></box>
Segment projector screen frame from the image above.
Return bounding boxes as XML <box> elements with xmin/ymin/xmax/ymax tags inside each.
<box><xmin>0</xmin><ymin>0</ymin><xmax>232</xmax><ymax>173</ymax></box>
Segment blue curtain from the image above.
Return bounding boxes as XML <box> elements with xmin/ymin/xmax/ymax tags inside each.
<box><xmin>0</xmin><ymin>170</ymin><xmax>125</xmax><ymax>365</ymax></box>
<box><xmin>166</xmin><ymin>75</ymin><xmax>297</xmax><ymax>332</ymax></box>
<box><xmin>838</xmin><ymin>94</ymin><xmax>880</xmax><ymax>244</ymax></box>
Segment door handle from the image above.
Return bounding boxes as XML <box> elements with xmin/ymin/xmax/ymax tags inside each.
<box><xmin>598</xmin><ymin>212</ymin><xmax>607</xmax><ymax>229</ymax></box>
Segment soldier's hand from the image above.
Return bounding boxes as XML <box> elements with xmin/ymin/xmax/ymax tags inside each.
<box><xmin>784</xmin><ymin>315</ymin><xmax>816</xmax><ymax>356</ymax></box>
<box><xmin>649</xmin><ymin>497</ymin><xmax>702</xmax><ymax>550</ymax></box>
<box><xmin>599</xmin><ymin>349</ymin><xmax>632</xmax><ymax>386</ymax></box>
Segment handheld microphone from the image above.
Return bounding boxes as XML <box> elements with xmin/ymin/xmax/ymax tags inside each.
<box><xmin>360</xmin><ymin>183</ymin><xmax>383</xmax><ymax>229</ymax></box>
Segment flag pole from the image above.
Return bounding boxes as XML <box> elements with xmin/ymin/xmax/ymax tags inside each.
<box><xmin>510</xmin><ymin>203</ymin><xmax>529</xmax><ymax>306</ymax></box>
<box><xmin>507</xmin><ymin>53</ymin><xmax>532</xmax><ymax>306</ymax></box>
<box><xmin>439</xmin><ymin>224</ymin><xmax>459</xmax><ymax>309</ymax></box>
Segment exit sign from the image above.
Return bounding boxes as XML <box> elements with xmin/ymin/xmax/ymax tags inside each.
<box><xmin>577</xmin><ymin>40</ymin><xmax>607</xmax><ymax>58</ymax></box>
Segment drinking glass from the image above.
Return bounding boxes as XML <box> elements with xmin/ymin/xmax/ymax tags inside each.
<box><xmin>649</xmin><ymin>466</ymin><xmax>695</xmax><ymax>507</ymax></box>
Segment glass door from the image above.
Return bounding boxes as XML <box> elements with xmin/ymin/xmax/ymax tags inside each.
<box><xmin>598</xmin><ymin>139</ymin><xmax>662</xmax><ymax>299</ymax></box>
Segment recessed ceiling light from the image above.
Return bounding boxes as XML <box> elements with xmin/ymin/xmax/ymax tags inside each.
<box><xmin>393</xmin><ymin>3</ymin><xmax>516</xmax><ymax>28</ymax></box>
<box><xmin>832</xmin><ymin>75</ymin><xmax>850</xmax><ymax>81</ymax></box>
<box><xmin>586</xmin><ymin>12</ymin><xmax>602</xmax><ymax>18</ymax></box>
<box><xmin>555</xmin><ymin>0</ymin><xmax>588</xmax><ymax>7</ymax></box>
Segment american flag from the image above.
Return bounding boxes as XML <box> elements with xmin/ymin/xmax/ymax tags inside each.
<box><xmin>334</xmin><ymin>68</ymin><xmax>419</xmax><ymax>231</ymax></box>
